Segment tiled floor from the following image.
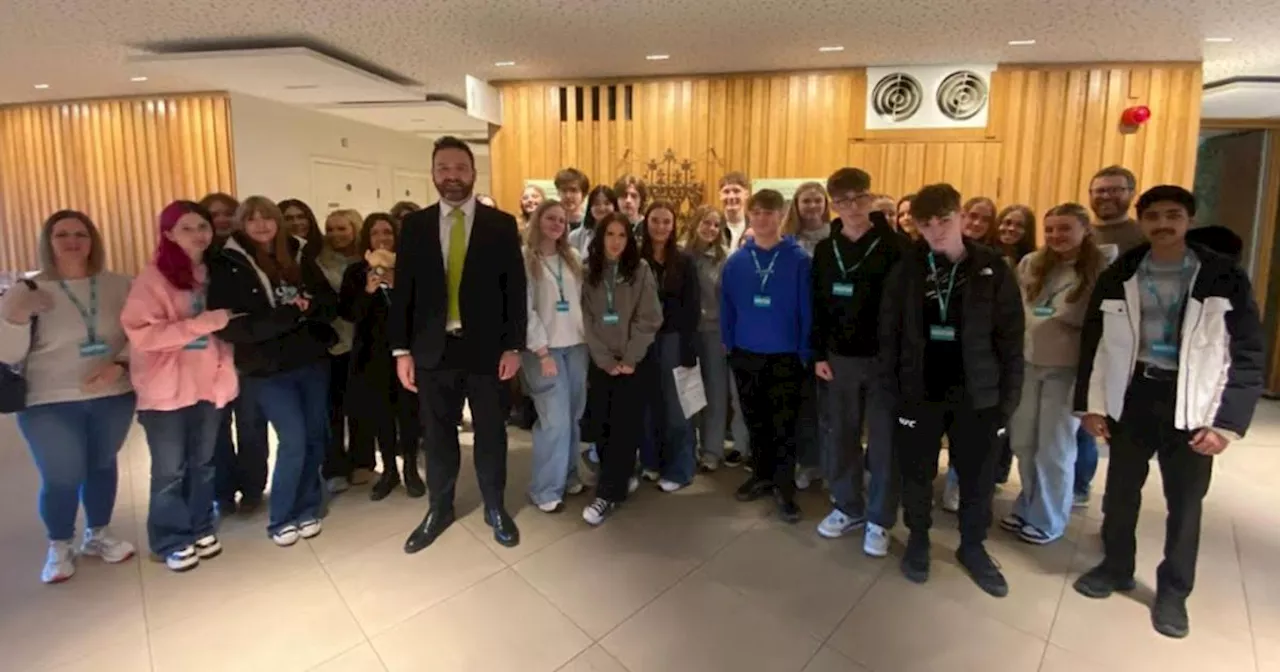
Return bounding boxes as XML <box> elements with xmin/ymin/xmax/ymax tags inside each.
<box><xmin>2</xmin><ymin>400</ymin><xmax>1279</xmax><ymax>672</ymax></box>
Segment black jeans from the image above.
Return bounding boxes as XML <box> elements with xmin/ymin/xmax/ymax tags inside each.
<box><xmin>213</xmin><ymin>384</ymin><xmax>269</xmax><ymax>504</ymax></box>
<box><xmin>352</xmin><ymin>382</ymin><xmax>421</xmax><ymax>475</ymax></box>
<box><xmin>1102</xmin><ymin>365</ymin><xmax>1213</xmax><ymax>598</ymax></box>
<box><xmin>730</xmin><ymin>350</ymin><xmax>804</xmax><ymax>498</ymax></box>
<box><xmin>898</xmin><ymin>400</ymin><xmax>1003</xmax><ymax>545</ymax></box>
<box><xmin>587</xmin><ymin>355</ymin><xmax>657</xmax><ymax>502</ymax></box>
<box><xmin>323</xmin><ymin>352</ymin><xmax>374</xmax><ymax>479</ymax></box>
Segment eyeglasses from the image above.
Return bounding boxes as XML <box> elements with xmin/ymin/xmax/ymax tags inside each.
<box><xmin>832</xmin><ymin>192</ymin><xmax>872</xmax><ymax>207</ymax></box>
<box><xmin>1089</xmin><ymin>186</ymin><xmax>1131</xmax><ymax>197</ymax></box>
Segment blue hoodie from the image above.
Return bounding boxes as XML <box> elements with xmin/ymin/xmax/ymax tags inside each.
<box><xmin>720</xmin><ymin>236</ymin><xmax>812</xmax><ymax>361</ymax></box>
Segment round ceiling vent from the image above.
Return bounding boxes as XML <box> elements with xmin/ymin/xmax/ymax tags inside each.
<box><xmin>871</xmin><ymin>73</ymin><xmax>923</xmax><ymax>122</ymax></box>
<box><xmin>937</xmin><ymin>71</ymin><xmax>989</xmax><ymax>121</ymax></box>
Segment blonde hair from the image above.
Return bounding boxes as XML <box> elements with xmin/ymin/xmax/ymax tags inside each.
<box><xmin>524</xmin><ymin>200</ymin><xmax>583</xmax><ymax>286</ymax></box>
<box><xmin>324</xmin><ymin>209</ymin><xmax>363</xmax><ymax>254</ymax></box>
<box><xmin>38</xmin><ymin>210</ymin><xmax>107</xmax><ymax>278</ymax></box>
<box><xmin>782</xmin><ymin>182</ymin><xmax>830</xmax><ymax>236</ymax></box>
<box><xmin>680</xmin><ymin>205</ymin><xmax>728</xmax><ymax>262</ymax></box>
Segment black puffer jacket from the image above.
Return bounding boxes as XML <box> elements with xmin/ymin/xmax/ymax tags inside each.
<box><xmin>207</xmin><ymin>233</ymin><xmax>338</xmax><ymax>378</ymax></box>
<box><xmin>878</xmin><ymin>238</ymin><xmax>1025</xmax><ymax>420</ymax></box>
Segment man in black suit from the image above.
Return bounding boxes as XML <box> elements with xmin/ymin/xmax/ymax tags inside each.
<box><xmin>389</xmin><ymin>136</ymin><xmax>528</xmax><ymax>552</ymax></box>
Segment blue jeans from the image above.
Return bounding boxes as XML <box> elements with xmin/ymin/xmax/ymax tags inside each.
<box><xmin>648</xmin><ymin>333</ymin><xmax>696</xmax><ymax>485</ymax></box>
<box><xmin>214</xmin><ymin>383</ymin><xmax>269</xmax><ymax>504</ymax></box>
<box><xmin>1075</xmin><ymin>426</ymin><xmax>1098</xmax><ymax>496</ymax></box>
<box><xmin>17</xmin><ymin>393</ymin><xmax>137</xmax><ymax>541</ymax></box>
<box><xmin>521</xmin><ymin>345</ymin><xmax>588</xmax><ymax>505</ymax></box>
<box><xmin>243</xmin><ymin>362</ymin><xmax>329</xmax><ymax>535</ymax></box>
<box><xmin>1009</xmin><ymin>364</ymin><xmax>1079</xmax><ymax>539</ymax></box>
<box><xmin>138</xmin><ymin>402</ymin><xmax>221</xmax><ymax>555</ymax></box>
<box><xmin>693</xmin><ymin>331</ymin><xmax>729</xmax><ymax>461</ymax></box>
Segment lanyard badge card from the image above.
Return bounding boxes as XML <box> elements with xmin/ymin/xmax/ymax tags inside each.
<box><xmin>60</xmin><ymin>277</ymin><xmax>108</xmax><ymax>357</ymax></box>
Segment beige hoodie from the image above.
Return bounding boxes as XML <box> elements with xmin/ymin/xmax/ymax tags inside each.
<box><xmin>1017</xmin><ymin>252</ymin><xmax>1090</xmax><ymax>369</ymax></box>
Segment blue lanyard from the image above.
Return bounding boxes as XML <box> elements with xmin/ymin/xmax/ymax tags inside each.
<box><xmin>833</xmin><ymin>235</ymin><xmax>882</xmax><ymax>278</ymax></box>
<box><xmin>57</xmin><ymin>276</ymin><xmax>98</xmax><ymax>342</ymax></box>
<box><xmin>542</xmin><ymin>255</ymin><xmax>565</xmax><ymax>302</ymax></box>
<box><xmin>1140</xmin><ymin>253</ymin><xmax>1193</xmax><ymax>341</ymax></box>
<box><xmin>191</xmin><ymin>283</ymin><xmax>207</xmax><ymax>314</ymax></box>
<box><xmin>1037</xmin><ymin>280</ymin><xmax>1072</xmax><ymax>307</ymax></box>
<box><xmin>926</xmin><ymin>253</ymin><xmax>959</xmax><ymax>319</ymax></box>
<box><xmin>604</xmin><ymin>263</ymin><xmax>618</xmax><ymax>313</ymax></box>
<box><xmin>749</xmin><ymin>248</ymin><xmax>779</xmax><ymax>293</ymax></box>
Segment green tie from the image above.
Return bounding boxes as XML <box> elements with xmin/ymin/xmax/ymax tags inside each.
<box><xmin>447</xmin><ymin>208</ymin><xmax>466</xmax><ymax>323</ymax></box>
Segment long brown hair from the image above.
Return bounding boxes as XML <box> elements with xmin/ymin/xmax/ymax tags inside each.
<box><xmin>963</xmin><ymin>196</ymin><xmax>999</xmax><ymax>245</ymax></box>
<box><xmin>996</xmin><ymin>204</ymin><xmax>1037</xmax><ymax>262</ymax></box>
<box><xmin>1024</xmin><ymin>202</ymin><xmax>1106</xmax><ymax>305</ymax></box>
<box><xmin>639</xmin><ymin>200</ymin><xmax>684</xmax><ymax>291</ymax></box>
<box><xmin>681</xmin><ymin>205</ymin><xmax>728</xmax><ymax>262</ymax></box>
<box><xmin>234</xmin><ymin>196</ymin><xmax>300</xmax><ymax>286</ymax></box>
<box><xmin>782</xmin><ymin>182</ymin><xmax>830</xmax><ymax>236</ymax></box>
<box><xmin>524</xmin><ymin>200</ymin><xmax>583</xmax><ymax>287</ymax></box>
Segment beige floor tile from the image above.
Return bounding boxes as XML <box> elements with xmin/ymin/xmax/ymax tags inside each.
<box><xmin>1036</xmin><ymin>644</ymin><xmax>1112</xmax><ymax>672</ymax></box>
<box><xmin>148</xmin><ymin>563</ymin><xmax>364</xmax><ymax>672</ymax></box>
<box><xmin>371</xmin><ymin>569</ymin><xmax>591</xmax><ymax>672</ymax></box>
<box><xmin>1256</xmin><ymin>635</ymin><xmax>1280</xmax><ymax>672</ymax></box>
<box><xmin>324</xmin><ymin>520</ymin><xmax>506</xmax><ymax>636</ymax></box>
<box><xmin>689</xmin><ymin>523</ymin><xmax>883</xmax><ymax>639</ymax></box>
<box><xmin>828</xmin><ymin>576</ymin><xmax>1047</xmax><ymax>672</ymax></box>
<box><xmin>458</xmin><ymin>499</ymin><xmax>587</xmax><ymax>564</ymax></box>
<box><xmin>310</xmin><ymin>643</ymin><xmax>388</xmax><ymax>672</ymax></box>
<box><xmin>39</xmin><ymin>639</ymin><xmax>153</xmax><ymax>672</ymax></box>
<box><xmin>306</xmin><ymin>490</ymin><xmax>431</xmax><ymax>565</ymax></box>
<box><xmin>557</xmin><ymin>645</ymin><xmax>630</xmax><ymax>672</ymax></box>
<box><xmin>802</xmin><ymin>647</ymin><xmax>870</xmax><ymax>672</ymax></box>
<box><xmin>602</xmin><ymin>574</ymin><xmax>821</xmax><ymax>672</ymax></box>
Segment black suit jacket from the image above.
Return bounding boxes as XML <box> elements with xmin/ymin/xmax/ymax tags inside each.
<box><xmin>388</xmin><ymin>201</ymin><xmax>527</xmax><ymax>373</ymax></box>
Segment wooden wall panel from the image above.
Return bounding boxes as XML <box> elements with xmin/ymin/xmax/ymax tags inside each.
<box><xmin>0</xmin><ymin>94</ymin><xmax>235</xmax><ymax>275</ymax></box>
<box><xmin>491</xmin><ymin>63</ymin><xmax>1201</xmax><ymax>232</ymax></box>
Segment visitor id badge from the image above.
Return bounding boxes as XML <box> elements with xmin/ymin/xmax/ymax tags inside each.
<box><xmin>79</xmin><ymin>341</ymin><xmax>109</xmax><ymax>358</ymax></box>
<box><xmin>555</xmin><ymin>300</ymin><xmax>571</xmax><ymax>313</ymax></box>
<box><xmin>753</xmin><ymin>294</ymin><xmax>772</xmax><ymax>308</ymax></box>
<box><xmin>185</xmin><ymin>336</ymin><xmax>209</xmax><ymax>351</ymax></box>
<box><xmin>928</xmin><ymin>325</ymin><xmax>957</xmax><ymax>342</ymax></box>
<box><xmin>602</xmin><ymin>312</ymin><xmax>620</xmax><ymax>325</ymax></box>
<box><xmin>1032</xmin><ymin>305</ymin><xmax>1056</xmax><ymax>317</ymax></box>
<box><xmin>832</xmin><ymin>282</ymin><xmax>854</xmax><ymax>298</ymax></box>
<box><xmin>1151</xmin><ymin>342</ymin><xmax>1179</xmax><ymax>358</ymax></box>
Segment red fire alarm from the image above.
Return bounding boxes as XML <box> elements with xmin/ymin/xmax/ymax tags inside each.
<box><xmin>1121</xmin><ymin>105</ymin><xmax>1151</xmax><ymax>126</ymax></box>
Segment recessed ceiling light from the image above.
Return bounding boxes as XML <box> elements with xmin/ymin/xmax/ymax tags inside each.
<box><xmin>1007</xmin><ymin>39</ymin><xmax>1037</xmax><ymax>46</ymax></box>
<box><xmin>645</xmin><ymin>54</ymin><xmax>670</xmax><ymax>61</ymax></box>
<box><xmin>130</xmin><ymin>76</ymin><xmax>148</xmax><ymax>82</ymax></box>
<box><xmin>1205</xmin><ymin>37</ymin><xmax>1234</xmax><ymax>43</ymax></box>
<box><xmin>494</xmin><ymin>61</ymin><xmax>516</xmax><ymax>67</ymax></box>
<box><xmin>34</xmin><ymin>83</ymin><xmax>50</xmax><ymax>89</ymax></box>
<box><xmin>818</xmin><ymin>46</ymin><xmax>845</xmax><ymax>53</ymax></box>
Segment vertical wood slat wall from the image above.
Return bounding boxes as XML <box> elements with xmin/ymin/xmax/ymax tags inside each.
<box><xmin>491</xmin><ymin>63</ymin><xmax>1202</xmax><ymax>229</ymax></box>
<box><xmin>0</xmin><ymin>94</ymin><xmax>235</xmax><ymax>275</ymax></box>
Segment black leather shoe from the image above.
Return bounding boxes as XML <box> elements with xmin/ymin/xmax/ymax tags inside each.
<box><xmin>403</xmin><ymin>466</ymin><xmax>426</xmax><ymax>499</ymax></box>
<box><xmin>486</xmin><ymin>507</ymin><xmax>520</xmax><ymax>547</ymax></box>
<box><xmin>735</xmin><ymin>476</ymin><xmax>772</xmax><ymax>502</ymax></box>
<box><xmin>774</xmin><ymin>488</ymin><xmax>801</xmax><ymax>523</ymax></box>
<box><xmin>404</xmin><ymin>508</ymin><xmax>455</xmax><ymax>554</ymax></box>
<box><xmin>370</xmin><ymin>471</ymin><xmax>400</xmax><ymax>502</ymax></box>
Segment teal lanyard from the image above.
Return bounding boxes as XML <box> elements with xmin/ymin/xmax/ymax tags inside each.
<box><xmin>192</xmin><ymin>282</ymin><xmax>207</xmax><ymax>314</ymax></box>
<box><xmin>832</xmin><ymin>235</ymin><xmax>882</xmax><ymax>279</ymax></box>
<box><xmin>1037</xmin><ymin>280</ymin><xmax>1071</xmax><ymax>307</ymax></box>
<box><xmin>604</xmin><ymin>264</ymin><xmax>618</xmax><ymax>313</ymax></box>
<box><xmin>1141</xmin><ymin>253</ymin><xmax>1193</xmax><ymax>342</ymax></box>
<box><xmin>749</xmin><ymin>249</ymin><xmax>779</xmax><ymax>293</ymax></box>
<box><xmin>543</xmin><ymin>255</ymin><xmax>566</xmax><ymax>302</ymax></box>
<box><xmin>58</xmin><ymin>276</ymin><xmax>99</xmax><ymax>342</ymax></box>
<box><xmin>926</xmin><ymin>253</ymin><xmax>959</xmax><ymax>319</ymax></box>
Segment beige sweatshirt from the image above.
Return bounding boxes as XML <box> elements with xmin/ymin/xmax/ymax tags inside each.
<box><xmin>1017</xmin><ymin>253</ymin><xmax>1090</xmax><ymax>369</ymax></box>
<box><xmin>581</xmin><ymin>260</ymin><xmax>663</xmax><ymax>370</ymax></box>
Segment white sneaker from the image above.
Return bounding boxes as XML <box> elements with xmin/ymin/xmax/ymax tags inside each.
<box><xmin>194</xmin><ymin>534</ymin><xmax>222</xmax><ymax>559</ymax></box>
<box><xmin>863</xmin><ymin>523</ymin><xmax>890</xmax><ymax>557</ymax></box>
<box><xmin>628</xmin><ymin>477</ymin><xmax>640</xmax><ymax>494</ymax></box>
<box><xmin>79</xmin><ymin>527</ymin><xmax>135</xmax><ymax>564</ymax></box>
<box><xmin>941</xmin><ymin>480</ymin><xmax>960</xmax><ymax>513</ymax></box>
<box><xmin>42</xmin><ymin>540</ymin><xmax>76</xmax><ymax>584</ymax></box>
<box><xmin>297</xmin><ymin>519</ymin><xmax>323</xmax><ymax>539</ymax></box>
<box><xmin>795</xmin><ymin>468</ymin><xmax>820</xmax><ymax>491</ymax></box>
<box><xmin>698</xmin><ymin>454</ymin><xmax>720</xmax><ymax>472</ymax></box>
<box><xmin>582</xmin><ymin>498</ymin><xmax>616</xmax><ymax>526</ymax></box>
<box><xmin>565</xmin><ymin>481</ymin><xmax>586</xmax><ymax>496</ymax></box>
<box><xmin>658</xmin><ymin>479</ymin><xmax>685</xmax><ymax>493</ymax></box>
<box><xmin>537</xmin><ymin>499</ymin><xmax>563</xmax><ymax>513</ymax></box>
<box><xmin>816</xmin><ymin>508</ymin><xmax>865</xmax><ymax>539</ymax></box>
<box><xmin>164</xmin><ymin>545</ymin><xmax>200</xmax><ymax>572</ymax></box>
<box><xmin>641</xmin><ymin>469</ymin><xmax>660</xmax><ymax>482</ymax></box>
<box><xmin>271</xmin><ymin>525</ymin><xmax>300</xmax><ymax>547</ymax></box>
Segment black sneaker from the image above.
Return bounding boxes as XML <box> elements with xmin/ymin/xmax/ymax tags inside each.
<box><xmin>582</xmin><ymin>498</ymin><xmax>617</xmax><ymax>526</ymax></box>
<box><xmin>1072</xmin><ymin>563</ymin><xmax>1137</xmax><ymax>599</ymax></box>
<box><xmin>900</xmin><ymin>533</ymin><xmax>931</xmax><ymax>584</ymax></box>
<box><xmin>1152</xmin><ymin>591</ymin><xmax>1190</xmax><ymax>638</ymax></box>
<box><xmin>774</xmin><ymin>488</ymin><xmax>801</xmax><ymax>523</ymax></box>
<box><xmin>956</xmin><ymin>545</ymin><xmax>1009</xmax><ymax>598</ymax></box>
<box><xmin>723</xmin><ymin>449</ymin><xmax>745</xmax><ymax>468</ymax></box>
<box><xmin>735</xmin><ymin>476</ymin><xmax>772</xmax><ymax>502</ymax></box>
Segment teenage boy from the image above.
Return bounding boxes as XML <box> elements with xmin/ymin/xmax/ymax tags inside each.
<box><xmin>1073</xmin><ymin>185</ymin><xmax>1263</xmax><ymax>639</ymax></box>
<box><xmin>881</xmin><ymin>183</ymin><xmax>1024</xmax><ymax>597</ymax></box>
<box><xmin>810</xmin><ymin>168</ymin><xmax>907</xmax><ymax>557</ymax></box>
<box><xmin>614</xmin><ymin>174</ymin><xmax>649</xmax><ymax>230</ymax></box>
<box><xmin>719</xmin><ymin>172</ymin><xmax>750</xmax><ymax>250</ymax></box>
<box><xmin>555</xmin><ymin>168</ymin><xmax>590</xmax><ymax>230</ymax></box>
<box><xmin>721</xmin><ymin>189</ymin><xmax>812</xmax><ymax>522</ymax></box>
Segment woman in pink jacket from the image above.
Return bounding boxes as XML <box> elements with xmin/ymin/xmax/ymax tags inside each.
<box><xmin>122</xmin><ymin>201</ymin><xmax>239</xmax><ymax>572</ymax></box>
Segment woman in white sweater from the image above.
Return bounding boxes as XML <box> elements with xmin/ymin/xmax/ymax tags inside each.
<box><xmin>522</xmin><ymin>200</ymin><xmax>589</xmax><ymax>513</ymax></box>
<box><xmin>0</xmin><ymin>211</ymin><xmax>138</xmax><ymax>584</ymax></box>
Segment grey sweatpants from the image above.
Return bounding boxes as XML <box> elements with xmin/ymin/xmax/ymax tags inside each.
<box><xmin>819</xmin><ymin>354</ymin><xmax>899</xmax><ymax>528</ymax></box>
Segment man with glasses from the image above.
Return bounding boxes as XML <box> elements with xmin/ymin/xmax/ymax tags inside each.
<box><xmin>1089</xmin><ymin>165</ymin><xmax>1145</xmax><ymax>254</ymax></box>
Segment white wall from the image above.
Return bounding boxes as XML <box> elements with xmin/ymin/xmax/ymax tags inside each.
<box><xmin>228</xmin><ymin>93</ymin><xmax>492</xmax><ymax>214</ymax></box>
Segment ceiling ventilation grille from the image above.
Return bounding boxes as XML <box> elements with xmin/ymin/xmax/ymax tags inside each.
<box><xmin>871</xmin><ymin>73</ymin><xmax>924</xmax><ymax>123</ymax></box>
<box><xmin>936</xmin><ymin>70</ymin><xmax>989</xmax><ymax>121</ymax></box>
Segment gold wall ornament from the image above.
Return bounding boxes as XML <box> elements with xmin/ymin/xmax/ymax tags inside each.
<box><xmin>643</xmin><ymin>149</ymin><xmax>705</xmax><ymax>216</ymax></box>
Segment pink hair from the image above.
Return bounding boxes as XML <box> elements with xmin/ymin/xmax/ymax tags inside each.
<box><xmin>155</xmin><ymin>200</ymin><xmax>208</xmax><ymax>290</ymax></box>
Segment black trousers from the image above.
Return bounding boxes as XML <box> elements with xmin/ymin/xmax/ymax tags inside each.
<box><xmin>587</xmin><ymin>356</ymin><xmax>656</xmax><ymax>502</ymax></box>
<box><xmin>730</xmin><ymin>350</ymin><xmax>804</xmax><ymax>498</ymax></box>
<box><xmin>898</xmin><ymin>400</ymin><xmax>1003</xmax><ymax>545</ymax></box>
<box><xmin>352</xmin><ymin>382</ymin><xmax>421</xmax><ymax>474</ymax></box>
<box><xmin>322</xmin><ymin>352</ymin><xmax>373</xmax><ymax>479</ymax></box>
<box><xmin>213</xmin><ymin>384</ymin><xmax>270</xmax><ymax>503</ymax></box>
<box><xmin>1102</xmin><ymin>366</ymin><xmax>1213</xmax><ymax>598</ymax></box>
<box><xmin>416</xmin><ymin>337</ymin><xmax>508</xmax><ymax>512</ymax></box>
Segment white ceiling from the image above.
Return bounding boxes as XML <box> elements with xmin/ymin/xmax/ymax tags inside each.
<box><xmin>0</xmin><ymin>0</ymin><xmax>1277</xmax><ymax>109</ymax></box>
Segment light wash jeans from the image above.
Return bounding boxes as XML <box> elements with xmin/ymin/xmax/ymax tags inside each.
<box><xmin>521</xmin><ymin>344</ymin><xmax>588</xmax><ymax>505</ymax></box>
<box><xmin>694</xmin><ymin>331</ymin><xmax>729</xmax><ymax>461</ymax></box>
<box><xmin>1009</xmin><ymin>363</ymin><xmax>1079</xmax><ymax>539</ymax></box>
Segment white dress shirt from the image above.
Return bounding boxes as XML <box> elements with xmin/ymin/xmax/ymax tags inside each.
<box><xmin>440</xmin><ymin>196</ymin><xmax>476</xmax><ymax>331</ymax></box>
